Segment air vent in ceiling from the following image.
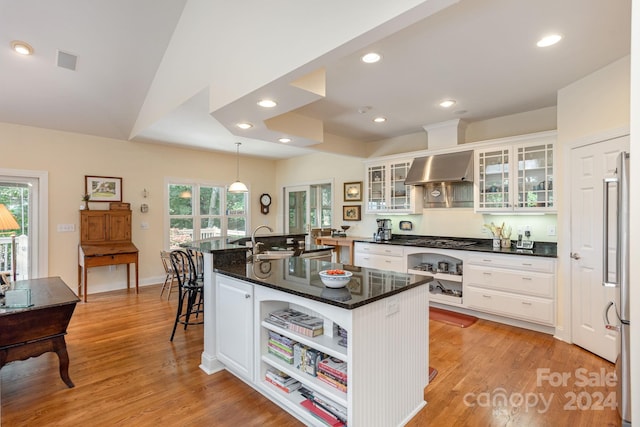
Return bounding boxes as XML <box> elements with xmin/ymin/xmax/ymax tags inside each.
<box><xmin>57</xmin><ymin>50</ymin><xmax>78</xmax><ymax>71</ymax></box>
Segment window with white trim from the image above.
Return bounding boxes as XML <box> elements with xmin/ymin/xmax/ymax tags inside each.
<box><xmin>168</xmin><ymin>182</ymin><xmax>248</xmax><ymax>249</ymax></box>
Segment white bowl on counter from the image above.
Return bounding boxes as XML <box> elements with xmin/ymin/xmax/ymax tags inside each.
<box><xmin>318</xmin><ymin>270</ymin><xmax>353</xmax><ymax>288</ymax></box>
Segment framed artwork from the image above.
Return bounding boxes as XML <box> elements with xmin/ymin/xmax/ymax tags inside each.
<box><xmin>343</xmin><ymin>205</ymin><xmax>361</xmax><ymax>221</ymax></box>
<box><xmin>85</xmin><ymin>175</ymin><xmax>122</xmax><ymax>202</ymax></box>
<box><xmin>343</xmin><ymin>181</ymin><xmax>363</xmax><ymax>202</ymax></box>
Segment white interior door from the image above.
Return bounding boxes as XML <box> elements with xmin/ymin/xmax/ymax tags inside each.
<box><xmin>570</xmin><ymin>135</ymin><xmax>629</xmax><ymax>362</ymax></box>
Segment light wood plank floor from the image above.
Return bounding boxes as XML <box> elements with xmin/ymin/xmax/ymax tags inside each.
<box><xmin>1</xmin><ymin>284</ymin><xmax>620</xmax><ymax>426</ymax></box>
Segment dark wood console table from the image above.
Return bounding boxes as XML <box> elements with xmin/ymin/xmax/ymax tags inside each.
<box><xmin>0</xmin><ymin>277</ymin><xmax>79</xmax><ymax>388</ymax></box>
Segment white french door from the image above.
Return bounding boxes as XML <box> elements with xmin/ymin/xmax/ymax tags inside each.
<box><xmin>283</xmin><ymin>182</ymin><xmax>333</xmax><ymax>235</ymax></box>
<box><xmin>0</xmin><ymin>169</ymin><xmax>48</xmax><ymax>280</ymax></box>
<box><xmin>570</xmin><ymin>135</ymin><xmax>629</xmax><ymax>362</ymax></box>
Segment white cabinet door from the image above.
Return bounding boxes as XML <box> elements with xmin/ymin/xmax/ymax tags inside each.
<box><xmin>364</xmin><ymin>159</ymin><xmax>421</xmax><ymax>214</ymax></box>
<box><xmin>216</xmin><ymin>275</ymin><xmax>254</xmax><ymax>381</ymax></box>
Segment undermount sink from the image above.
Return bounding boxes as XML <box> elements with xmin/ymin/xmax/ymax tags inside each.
<box><xmin>251</xmin><ymin>250</ymin><xmax>295</xmax><ymax>260</ymax></box>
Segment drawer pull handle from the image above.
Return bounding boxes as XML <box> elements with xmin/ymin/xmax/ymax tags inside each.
<box><xmin>385</xmin><ymin>260</ymin><xmax>392</xmax><ymax>263</ymax></box>
<box><xmin>482</xmin><ymin>295</ymin><xmax>492</xmax><ymax>299</ymax></box>
<box><xmin>521</xmin><ymin>277</ymin><xmax>532</xmax><ymax>281</ymax></box>
<box><xmin>522</xmin><ymin>263</ymin><xmax>533</xmax><ymax>266</ymax></box>
<box><xmin>482</xmin><ymin>259</ymin><xmax>492</xmax><ymax>262</ymax></box>
<box><xmin>522</xmin><ymin>301</ymin><xmax>533</xmax><ymax>305</ymax></box>
<box><xmin>483</xmin><ymin>272</ymin><xmax>492</xmax><ymax>276</ymax></box>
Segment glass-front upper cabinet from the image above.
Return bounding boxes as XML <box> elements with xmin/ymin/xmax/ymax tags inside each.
<box><xmin>516</xmin><ymin>143</ymin><xmax>554</xmax><ymax>209</ymax></box>
<box><xmin>365</xmin><ymin>158</ymin><xmax>422</xmax><ymax>214</ymax></box>
<box><xmin>475</xmin><ymin>132</ymin><xmax>556</xmax><ymax>213</ymax></box>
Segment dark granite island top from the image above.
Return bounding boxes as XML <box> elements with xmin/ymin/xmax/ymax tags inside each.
<box><xmin>215</xmin><ymin>257</ymin><xmax>431</xmax><ymax>310</ymax></box>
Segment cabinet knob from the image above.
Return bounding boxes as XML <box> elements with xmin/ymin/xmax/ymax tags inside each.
<box><xmin>245</xmin><ymin>294</ymin><xmax>250</xmax><ymax>299</ymax></box>
<box><xmin>570</xmin><ymin>252</ymin><xmax>581</xmax><ymax>260</ymax></box>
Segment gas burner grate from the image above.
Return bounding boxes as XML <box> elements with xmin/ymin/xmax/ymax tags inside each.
<box><xmin>402</xmin><ymin>239</ymin><xmax>477</xmax><ymax>248</ymax></box>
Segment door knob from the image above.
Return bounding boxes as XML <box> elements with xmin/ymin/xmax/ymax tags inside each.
<box><xmin>570</xmin><ymin>252</ymin><xmax>581</xmax><ymax>260</ymax></box>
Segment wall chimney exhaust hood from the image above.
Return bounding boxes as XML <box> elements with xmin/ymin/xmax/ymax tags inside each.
<box><xmin>404</xmin><ymin>150</ymin><xmax>474</xmax><ymax>185</ymax></box>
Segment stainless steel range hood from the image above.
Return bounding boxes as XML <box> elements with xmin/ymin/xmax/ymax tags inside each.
<box><xmin>404</xmin><ymin>150</ymin><xmax>474</xmax><ymax>185</ymax></box>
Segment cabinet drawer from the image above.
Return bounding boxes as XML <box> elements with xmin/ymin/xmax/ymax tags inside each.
<box><xmin>465</xmin><ymin>265</ymin><xmax>554</xmax><ymax>298</ymax></box>
<box><xmin>85</xmin><ymin>252</ymin><xmax>137</xmax><ymax>267</ymax></box>
<box><xmin>467</xmin><ymin>253</ymin><xmax>554</xmax><ymax>273</ymax></box>
<box><xmin>354</xmin><ymin>243</ymin><xmax>404</xmax><ymax>257</ymax></box>
<box><xmin>465</xmin><ymin>286</ymin><xmax>554</xmax><ymax>326</ymax></box>
<box><xmin>354</xmin><ymin>253</ymin><xmax>404</xmax><ymax>273</ymax></box>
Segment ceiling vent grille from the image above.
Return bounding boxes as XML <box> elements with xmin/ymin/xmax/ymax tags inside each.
<box><xmin>56</xmin><ymin>50</ymin><xmax>77</xmax><ymax>71</ymax></box>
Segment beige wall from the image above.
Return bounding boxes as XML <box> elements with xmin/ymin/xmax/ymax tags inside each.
<box><xmin>0</xmin><ymin>122</ymin><xmax>277</xmax><ymax>294</ymax></box>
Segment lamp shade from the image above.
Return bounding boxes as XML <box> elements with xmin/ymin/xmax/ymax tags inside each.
<box><xmin>0</xmin><ymin>204</ymin><xmax>19</xmax><ymax>231</ymax></box>
<box><xmin>228</xmin><ymin>180</ymin><xmax>249</xmax><ymax>193</ymax></box>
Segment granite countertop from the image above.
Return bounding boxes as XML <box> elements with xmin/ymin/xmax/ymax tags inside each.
<box><xmin>215</xmin><ymin>258</ymin><xmax>431</xmax><ymax>310</ymax></box>
<box><xmin>185</xmin><ymin>234</ymin><xmax>333</xmax><ymax>255</ymax></box>
<box><xmin>353</xmin><ymin>235</ymin><xmax>557</xmax><ymax>258</ymax></box>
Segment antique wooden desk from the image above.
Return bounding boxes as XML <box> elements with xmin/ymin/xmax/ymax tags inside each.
<box><xmin>314</xmin><ymin>235</ymin><xmax>363</xmax><ymax>265</ymax></box>
<box><xmin>77</xmin><ymin>209</ymin><xmax>138</xmax><ymax>302</ymax></box>
<box><xmin>0</xmin><ymin>277</ymin><xmax>79</xmax><ymax>388</ymax></box>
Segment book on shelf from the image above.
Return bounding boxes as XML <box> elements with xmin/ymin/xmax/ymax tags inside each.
<box><xmin>266</xmin><ymin>308</ymin><xmax>324</xmax><ymax>337</ymax></box>
<box><xmin>289</xmin><ymin>314</ymin><xmax>324</xmax><ymax>330</ymax></box>
<box><xmin>265</xmin><ymin>368</ymin><xmax>298</xmax><ymax>386</ymax></box>
<box><xmin>298</xmin><ymin>387</ymin><xmax>347</xmax><ymax>422</ymax></box>
<box><xmin>300</xmin><ymin>399</ymin><xmax>345</xmax><ymax>427</ymax></box>
<box><xmin>318</xmin><ymin>357</ymin><xmax>348</xmax><ymax>381</ymax></box>
<box><xmin>317</xmin><ymin>372</ymin><xmax>348</xmax><ymax>393</ymax></box>
<box><xmin>293</xmin><ymin>343</ymin><xmax>322</xmax><ymax>377</ymax></box>
<box><xmin>264</xmin><ymin>375</ymin><xmax>301</xmax><ymax>394</ymax></box>
<box><xmin>268</xmin><ymin>338</ymin><xmax>294</xmax><ymax>355</ymax></box>
<box><xmin>268</xmin><ymin>345</ymin><xmax>293</xmax><ymax>364</ymax></box>
<box><xmin>268</xmin><ymin>330</ymin><xmax>297</xmax><ymax>347</ymax></box>
<box><xmin>289</xmin><ymin>322</ymin><xmax>324</xmax><ymax>337</ymax></box>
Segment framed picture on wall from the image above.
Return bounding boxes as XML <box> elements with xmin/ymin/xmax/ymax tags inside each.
<box><xmin>343</xmin><ymin>181</ymin><xmax>363</xmax><ymax>202</ymax></box>
<box><xmin>343</xmin><ymin>205</ymin><xmax>361</xmax><ymax>221</ymax></box>
<box><xmin>85</xmin><ymin>175</ymin><xmax>122</xmax><ymax>202</ymax></box>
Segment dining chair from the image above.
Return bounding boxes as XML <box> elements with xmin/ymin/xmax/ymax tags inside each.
<box><xmin>169</xmin><ymin>250</ymin><xmax>204</xmax><ymax>341</ymax></box>
<box><xmin>160</xmin><ymin>251</ymin><xmax>178</xmax><ymax>299</ymax></box>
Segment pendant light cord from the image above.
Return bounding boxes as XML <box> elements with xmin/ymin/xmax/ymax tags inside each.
<box><xmin>235</xmin><ymin>142</ymin><xmax>240</xmax><ymax>180</ymax></box>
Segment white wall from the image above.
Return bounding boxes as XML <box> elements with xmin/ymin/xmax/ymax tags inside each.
<box><xmin>0</xmin><ymin>122</ymin><xmax>277</xmax><ymax>295</ymax></box>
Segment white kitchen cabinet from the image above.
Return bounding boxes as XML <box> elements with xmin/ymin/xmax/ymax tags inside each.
<box><xmin>353</xmin><ymin>242</ymin><xmax>405</xmax><ymax>272</ymax></box>
<box><xmin>215</xmin><ymin>275</ymin><xmax>254</xmax><ymax>381</ymax></box>
<box><xmin>364</xmin><ymin>158</ymin><xmax>422</xmax><ymax>214</ymax></box>
<box><xmin>475</xmin><ymin>132</ymin><xmax>555</xmax><ymax>213</ymax></box>
<box><xmin>464</xmin><ymin>253</ymin><xmax>556</xmax><ymax>326</ymax></box>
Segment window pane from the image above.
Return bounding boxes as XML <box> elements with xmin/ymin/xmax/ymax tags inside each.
<box><xmin>227</xmin><ymin>217</ymin><xmax>246</xmax><ymax>237</ymax></box>
<box><xmin>200</xmin><ymin>218</ymin><xmax>221</xmax><ymax>238</ymax></box>
<box><xmin>226</xmin><ymin>192</ymin><xmax>246</xmax><ymax>215</ymax></box>
<box><xmin>169</xmin><ymin>185</ymin><xmax>193</xmax><ymax>215</ymax></box>
<box><xmin>169</xmin><ymin>218</ymin><xmax>193</xmax><ymax>249</ymax></box>
<box><xmin>200</xmin><ymin>186</ymin><xmax>221</xmax><ymax>215</ymax></box>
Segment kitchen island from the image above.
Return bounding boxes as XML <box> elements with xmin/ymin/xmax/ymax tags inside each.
<box><xmin>197</xmin><ymin>250</ymin><xmax>431</xmax><ymax>427</ymax></box>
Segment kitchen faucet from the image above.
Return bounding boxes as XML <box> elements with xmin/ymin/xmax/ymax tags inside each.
<box><xmin>251</xmin><ymin>224</ymin><xmax>273</xmax><ymax>254</ymax></box>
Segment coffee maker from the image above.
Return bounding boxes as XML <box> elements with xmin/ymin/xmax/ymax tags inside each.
<box><xmin>376</xmin><ymin>218</ymin><xmax>392</xmax><ymax>241</ymax></box>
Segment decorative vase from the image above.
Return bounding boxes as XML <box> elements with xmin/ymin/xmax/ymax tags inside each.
<box><xmin>492</xmin><ymin>238</ymin><xmax>501</xmax><ymax>249</ymax></box>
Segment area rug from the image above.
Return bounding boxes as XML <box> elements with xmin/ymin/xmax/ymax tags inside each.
<box><xmin>429</xmin><ymin>307</ymin><xmax>477</xmax><ymax>328</ymax></box>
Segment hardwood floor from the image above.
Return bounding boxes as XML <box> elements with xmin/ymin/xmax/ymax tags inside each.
<box><xmin>1</xmin><ymin>284</ymin><xmax>620</xmax><ymax>426</ymax></box>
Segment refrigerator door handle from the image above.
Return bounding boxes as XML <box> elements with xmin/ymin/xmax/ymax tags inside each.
<box><xmin>602</xmin><ymin>176</ymin><xmax>618</xmax><ymax>287</ymax></box>
<box><xmin>603</xmin><ymin>301</ymin><xmax>621</xmax><ymax>332</ymax></box>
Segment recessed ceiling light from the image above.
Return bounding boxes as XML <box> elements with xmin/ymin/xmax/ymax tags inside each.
<box><xmin>361</xmin><ymin>52</ymin><xmax>381</xmax><ymax>64</ymax></box>
<box><xmin>536</xmin><ymin>34</ymin><xmax>562</xmax><ymax>47</ymax></box>
<box><xmin>278</xmin><ymin>137</ymin><xmax>292</xmax><ymax>143</ymax></box>
<box><xmin>439</xmin><ymin>99</ymin><xmax>456</xmax><ymax>108</ymax></box>
<box><xmin>257</xmin><ymin>99</ymin><xmax>277</xmax><ymax>108</ymax></box>
<box><xmin>236</xmin><ymin>122</ymin><xmax>253</xmax><ymax>130</ymax></box>
<box><xmin>11</xmin><ymin>40</ymin><xmax>33</xmax><ymax>55</ymax></box>
<box><xmin>373</xmin><ymin>116</ymin><xmax>387</xmax><ymax>123</ymax></box>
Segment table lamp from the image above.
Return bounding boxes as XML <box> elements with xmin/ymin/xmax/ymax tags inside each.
<box><xmin>0</xmin><ymin>203</ymin><xmax>20</xmax><ymax>282</ymax></box>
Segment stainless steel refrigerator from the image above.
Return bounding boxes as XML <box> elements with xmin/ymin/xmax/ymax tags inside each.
<box><xmin>603</xmin><ymin>151</ymin><xmax>631</xmax><ymax>425</ymax></box>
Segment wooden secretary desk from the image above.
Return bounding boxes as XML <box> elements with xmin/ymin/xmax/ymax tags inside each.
<box><xmin>77</xmin><ymin>208</ymin><xmax>138</xmax><ymax>302</ymax></box>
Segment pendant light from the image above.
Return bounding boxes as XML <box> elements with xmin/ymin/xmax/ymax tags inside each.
<box><xmin>228</xmin><ymin>142</ymin><xmax>249</xmax><ymax>193</ymax></box>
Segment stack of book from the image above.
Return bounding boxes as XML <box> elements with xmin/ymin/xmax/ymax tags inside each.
<box><xmin>267</xmin><ymin>331</ymin><xmax>297</xmax><ymax>364</ymax></box>
<box><xmin>265</xmin><ymin>308</ymin><xmax>324</xmax><ymax>337</ymax></box>
<box><xmin>293</xmin><ymin>343</ymin><xmax>323</xmax><ymax>377</ymax></box>
<box><xmin>264</xmin><ymin>367</ymin><xmax>301</xmax><ymax>394</ymax></box>
<box><xmin>299</xmin><ymin>386</ymin><xmax>347</xmax><ymax>427</ymax></box>
<box><xmin>317</xmin><ymin>356</ymin><xmax>348</xmax><ymax>393</ymax></box>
